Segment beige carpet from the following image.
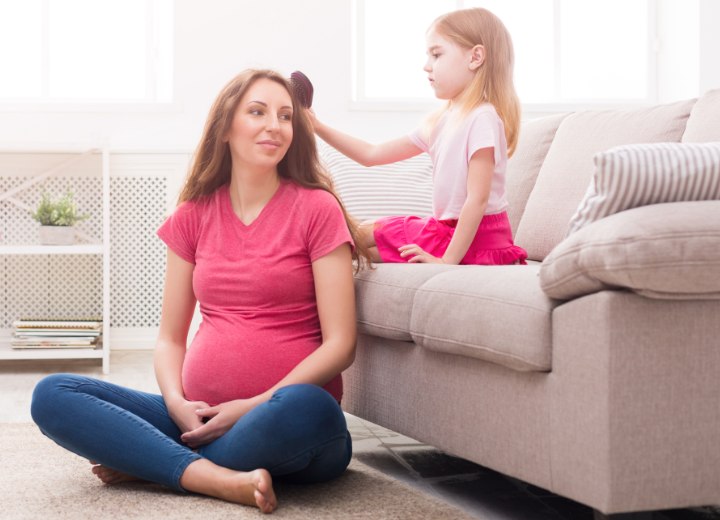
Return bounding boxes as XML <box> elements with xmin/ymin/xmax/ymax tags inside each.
<box><xmin>1</xmin><ymin>423</ymin><xmax>475</xmax><ymax>519</ymax></box>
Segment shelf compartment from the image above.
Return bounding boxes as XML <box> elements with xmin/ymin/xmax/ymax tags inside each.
<box><xmin>0</xmin><ymin>244</ymin><xmax>103</xmax><ymax>255</ymax></box>
<box><xmin>1</xmin><ymin>147</ymin><xmax>110</xmax><ymax>373</ymax></box>
<box><xmin>0</xmin><ymin>339</ymin><xmax>104</xmax><ymax>361</ymax></box>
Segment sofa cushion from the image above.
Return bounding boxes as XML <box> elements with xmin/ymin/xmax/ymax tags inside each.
<box><xmin>682</xmin><ymin>88</ymin><xmax>720</xmax><ymax>142</ymax></box>
<box><xmin>320</xmin><ymin>144</ymin><xmax>433</xmax><ymax>222</ymax></box>
<box><xmin>355</xmin><ymin>264</ymin><xmax>459</xmax><ymax>341</ymax></box>
<box><xmin>566</xmin><ymin>142</ymin><xmax>720</xmax><ymax>235</ymax></box>
<box><xmin>514</xmin><ymin>98</ymin><xmax>696</xmax><ymax>261</ymax></box>
<box><xmin>409</xmin><ymin>264</ymin><xmax>556</xmax><ymax>372</ymax></box>
<box><xmin>506</xmin><ymin>113</ymin><xmax>569</xmax><ymax>235</ymax></box>
<box><xmin>539</xmin><ymin>201</ymin><xmax>720</xmax><ymax>300</ymax></box>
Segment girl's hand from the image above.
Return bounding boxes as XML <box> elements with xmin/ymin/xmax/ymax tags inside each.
<box><xmin>167</xmin><ymin>398</ymin><xmax>211</xmax><ymax>435</ymax></box>
<box><xmin>398</xmin><ymin>244</ymin><xmax>445</xmax><ymax>264</ymax></box>
<box><xmin>305</xmin><ymin>108</ymin><xmax>318</xmax><ymax>130</ymax></box>
<box><xmin>180</xmin><ymin>400</ymin><xmax>254</xmax><ymax>448</ymax></box>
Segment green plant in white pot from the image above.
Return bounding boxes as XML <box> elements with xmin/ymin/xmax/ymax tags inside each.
<box><xmin>31</xmin><ymin>191</ymin><xmax>89</xmax><ymax>245</ymax></box>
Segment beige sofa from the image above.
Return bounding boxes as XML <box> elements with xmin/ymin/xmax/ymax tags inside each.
<box><xmin>322</xmin><ymin>88</ymin><xmax>720</xmax><ymax>516</ymax></box>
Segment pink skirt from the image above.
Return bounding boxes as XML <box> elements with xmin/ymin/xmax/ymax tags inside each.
<box><xmin>373</xmin><ymin>212</ymin><xmax>527</xmax><ymax>265</ymax></box>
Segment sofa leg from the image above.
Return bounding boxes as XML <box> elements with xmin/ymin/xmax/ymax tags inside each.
<box><xmin>593</xmin><ymin>511</ymin><xmax>654</xmax><ymax>520</ymax></box>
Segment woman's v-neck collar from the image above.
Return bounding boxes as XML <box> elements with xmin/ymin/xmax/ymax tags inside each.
<box><xmin>223</xmin><ymin>180</ymin><xmax>288</xmax><ymax>230</ymax></box>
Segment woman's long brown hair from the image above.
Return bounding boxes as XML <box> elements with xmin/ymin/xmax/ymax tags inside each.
<box><xmin>178</xmin><ymin>69</ymin><xmax>370</xmax><ymax>269</ymax></box>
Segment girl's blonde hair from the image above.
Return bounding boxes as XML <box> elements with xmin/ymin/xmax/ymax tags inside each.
<box><xmin>179</xmin><ymin>69</ymin><xmax>371</xmax><ymax>269</ymax></box>
<box><xmin>431</xmin><ymin>8</ymin><xmax>521</xmax><ymax>156</ymax></box>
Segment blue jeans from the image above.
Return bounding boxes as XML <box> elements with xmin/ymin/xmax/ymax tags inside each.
<box><xmin>31</xmin><ymin>374</ymin><xmax>351</xmax><ymax>491</ymax></box>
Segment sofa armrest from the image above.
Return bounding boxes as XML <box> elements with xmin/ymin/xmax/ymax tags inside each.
<box><xmin>539</xmin><ymin>201</ymin><xmax>720</xmax><ymax>300</ymax></box>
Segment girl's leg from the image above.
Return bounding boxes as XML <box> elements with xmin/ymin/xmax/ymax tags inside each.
<box><xmin>200</xmin><ymin>384</ymin><xmax>352</xmax><ymax>484</ymax></box>
<box><xmin>358</xmin><ymin>220</ymin><xmax>383</xmax><ymax>262</ymax></box>
<box><xmin>358</xmin><ymin>220</ymin><xmax>376</xmax><ymax>247</ymax></box>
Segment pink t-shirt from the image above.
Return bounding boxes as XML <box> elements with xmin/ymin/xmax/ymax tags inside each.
<box><xmin>409</xmin><ymin>103</ymin><xmax>508</xmax><ymax>220</ymax></box>
<box><xmin>156</xmin><ymin>181</ymin><xmax>353</xmax><ymax>405</ymax></box>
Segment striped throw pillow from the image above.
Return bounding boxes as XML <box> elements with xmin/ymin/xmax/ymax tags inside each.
<box><xmin>319</xmin><ymin>145</ymin><xmax>433</xmax><ymax>222</ymax></box>
<box><xmin>566</xmin><ymin>142</ymin><xmax>720</xmax><ymax>236</ymax></box>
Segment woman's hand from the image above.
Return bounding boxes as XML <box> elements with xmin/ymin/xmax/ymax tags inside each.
<box><xmin>398</xmin><ymin>244</ymin><xmax>445</xmax><ymax>264</ymax></box>
<box><xmin>180</xmin><ymin>399</ymin><xmax>255</xmax><ymax>448</ymax></box>
<box><xmin>167</xmin><ymin>398</ymin><xmax>210</xmax><ymax>435</ymax></box>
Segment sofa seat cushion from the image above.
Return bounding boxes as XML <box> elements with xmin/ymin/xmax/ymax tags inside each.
<box><xmin>355</xmin><ymin>264</ymin><xmax>459</xmax><ymax>341</ymax></box>
<box><xmin>409</xmin><ymin>264</ymin><xmax>557</xmax><ymax>372</ymax></box>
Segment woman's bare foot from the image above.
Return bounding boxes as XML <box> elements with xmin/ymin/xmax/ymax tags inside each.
<box><xmin>226</xmin><ymin>469</ymin><xmax>276</xmax><ymax>514</ymax></box>
<box><xmin>180</xmin><ymin>459</ymin><xmax>277</xmax><ymax>514</ymax></box>
<box><xmin>89</xmin><ymin>460</ymin><xmax>141</xmax><ymax>485</ymax></box>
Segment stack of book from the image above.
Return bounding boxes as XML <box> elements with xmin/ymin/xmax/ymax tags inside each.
<box><xmin>11</xmin><ymin>318</ymin><xmax>102</xmax><ymax>349</ymax></box>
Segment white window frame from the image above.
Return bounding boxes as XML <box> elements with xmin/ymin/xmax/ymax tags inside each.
<box><xmin>0</xmin><ymin>0</ymin><xmax>174</xmax><ymax>112</ymax></box>
<box><xmin>352</xmin><ymin>0</ymin><xmax>660</xmax><ymax>113</ymax></box>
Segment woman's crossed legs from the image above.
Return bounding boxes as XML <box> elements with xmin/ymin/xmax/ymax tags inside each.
<box><xmin>31</xmin><ymin>374</ymin><xmax>351</xmax><ymax>513</ymax></box>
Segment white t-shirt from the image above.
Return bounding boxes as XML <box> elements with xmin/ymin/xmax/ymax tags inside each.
<box><xmin>409</xmin><ymin>103</ymin><xmax>508</xmax><ymax>220</ymax></box>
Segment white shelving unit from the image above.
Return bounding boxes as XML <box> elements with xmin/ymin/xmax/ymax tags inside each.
<box><xmin>0</xmin><ymin>148</ymin><xmax>111</xmax><ymax>374</ymax></box>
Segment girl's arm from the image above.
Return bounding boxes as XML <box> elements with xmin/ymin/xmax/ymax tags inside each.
<box><xmin>311</xmin><ymin>113</ymin><xmax>421</xmax><ymax>166</ymax></box>
<box><xmin>180</xmin><ymin>243</ymin><xmax>356</xmax><ymax>447</ymax></box>
<box><xmin>153</xmin><ymin>249</ymin><xmax>209</xmax><ymax>434</ymax></box>
<box><xmin>401</xmin><ymin>147</ymin><xmax>494</xmax><ymax>264</ymax></box>
<box><xmin>439</xmin><ymin>147</ymin><xmax>494</xmax><ymax>264</ymax></box>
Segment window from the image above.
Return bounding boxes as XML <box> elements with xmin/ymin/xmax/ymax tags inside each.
<box><xmin>355</xmin><ymin>0</ymin><xmax>657</xmax><ymax>106</ymax></box>
<box><xmin>0</xmin><ymin>0</ymin><xmax>173</xmax><ymax>104</ymax></box>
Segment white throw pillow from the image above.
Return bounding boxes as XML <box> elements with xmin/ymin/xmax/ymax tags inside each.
<box><xmin>319</xmin><ymin>144</ymin><xmax>433</xmax><ymax>222</ymax></box>
<box><xmin>566</xmin><ymin>142</ymin><xmax>720</xmax><ymax>236</ymax></box>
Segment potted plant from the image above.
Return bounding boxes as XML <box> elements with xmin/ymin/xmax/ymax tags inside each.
<box><xmin>31</xmin><ymin>191</ymin><xmax>89</xmax><ymax>245</ymax></box>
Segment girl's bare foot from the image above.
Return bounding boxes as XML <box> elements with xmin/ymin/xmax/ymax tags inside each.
<box><xmin>180</xmin><ymin>459</ymin><xmax>277</xmax><ymax>514</ymax></box>
<box><xmin>89</xmin><ymin>460</ymin><xmax>141</xmax><ymax>485</ymax></box>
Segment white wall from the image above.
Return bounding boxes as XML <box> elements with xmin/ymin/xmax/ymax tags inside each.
<box><xmin>0</xmin><ymin>0</ymin><xmax>718</xmax><ymax>153</ymax></box>
<box><xmin>699</xmin><ymin>0</ymin><xmax>720</xmax><ymax>93</ymax></box>
<box><xmin>0</xmin><ymin>0</ymin><xmax>424</xmax><ymax>152</ymax></box>
<box><xmin>657</xmin><ymin>0</ymin><xmax>699</xmax><ymax>102</ymax></box>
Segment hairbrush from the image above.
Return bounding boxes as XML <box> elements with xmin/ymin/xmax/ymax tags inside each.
<box><xmin>290</xmin><ymin>70</ymin><xmax>314</xmax><ymax>108</ymax></box>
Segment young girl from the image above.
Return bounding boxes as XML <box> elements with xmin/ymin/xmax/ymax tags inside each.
<box><xmin>312</xmin><ymin>8</ymin><xmax>527</xmax><ymax>265</ymax></box>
